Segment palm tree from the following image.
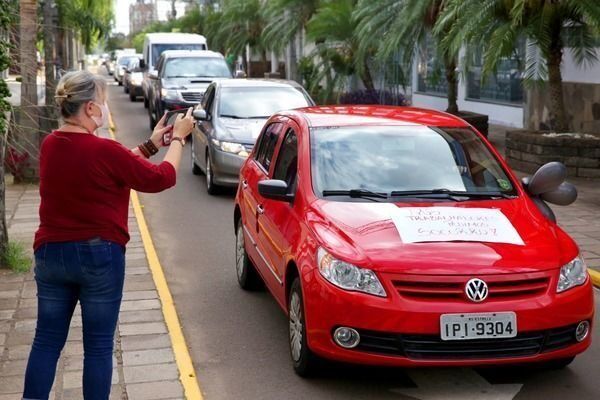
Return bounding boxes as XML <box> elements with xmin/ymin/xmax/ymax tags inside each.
<box><xmin>306</xmin><ymin>0</ymin><xmax>374</xmax><ymax>99</ymax></box>
<box><xmin>354</xmin><ymin>0</ymin><xmax>460</xmax><ymax>113</ymax></box>
<box><xmin>262</xmin><ymin>0</ymin><xmax>321</xmax><ymax>80</ymax></box>
<box><xmin>57</xmin><ymin>0</ymin><xmax>113</xmax><ymax>54</ymax></box>
<box><xmin>210</xmin><ymin>0</ymin><xmax>269</xmax><ymax>77</ymax></box>
<box><xmin>435</xmin><ymin>0</ymin><xmax>600</xmax><ymax>132</ymax></box>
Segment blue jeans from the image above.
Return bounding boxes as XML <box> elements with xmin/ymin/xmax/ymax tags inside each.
<box><xmin>23</xmin><ymin>239</ymin><xmax>125</xmax><ymax>400</ymax></box>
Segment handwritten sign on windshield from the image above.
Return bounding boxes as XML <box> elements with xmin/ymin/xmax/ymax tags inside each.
<box><xmin>390</xmin><ymin>207</ymin><xmax>524</xmax><ymax>245</ymax></box>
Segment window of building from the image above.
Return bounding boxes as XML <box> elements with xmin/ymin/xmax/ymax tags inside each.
<box><xmin>466</xmin><ymin>38</ymin><xmax>525</xmax><ymax>104</ymax></box>
<box><xmin>416</xmin><ymin>33</ymin><xmax>448</xmax><ymax>96</ymax></box>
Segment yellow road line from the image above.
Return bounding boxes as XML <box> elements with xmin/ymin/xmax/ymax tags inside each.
<box><xmin>107</xmin><ymin>107</ymin><xmax>204</xmax><ymax>399</ymax></box>
<box><xmin>589</xmin><ymin>269</ymin><xmax>600</xmax><ymax>288</ymax></box>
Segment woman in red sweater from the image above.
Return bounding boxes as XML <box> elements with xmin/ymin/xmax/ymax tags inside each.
<box><xmin>23</xmin><ymin>70</ymin><xmax>194</xmax><ymax>400</ymax></box>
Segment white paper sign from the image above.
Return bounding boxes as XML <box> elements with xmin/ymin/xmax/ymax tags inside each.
<box><xmin>389</xmin><ymin>207</ymin><xmax>524</xmax><ymax>245</ymax></box>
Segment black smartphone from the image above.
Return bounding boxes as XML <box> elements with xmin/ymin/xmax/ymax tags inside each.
<box><xmin>162</xmin><ymin>109</ymin><xmax>189</xmax><ymax>145</ymax></box>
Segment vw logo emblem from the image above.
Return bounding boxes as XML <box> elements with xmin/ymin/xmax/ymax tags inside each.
<box><xmin>465</xmin><ymin>278</ymin><xmax>489</xmax><ymax>302</ymax></box>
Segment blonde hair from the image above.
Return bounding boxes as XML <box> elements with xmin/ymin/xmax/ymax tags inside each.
<box><xmin>55</xmin><ymin>71</ymin><xmax>107</xmax><ymax>119</ymax></box>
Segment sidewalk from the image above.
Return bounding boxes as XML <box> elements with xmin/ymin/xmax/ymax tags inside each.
<box><xmin>489</xmin><ymin>124</ymin><xmax>600</xmax><ymax>277</ymax></box>
<box><xmin>0</xmin><ymin>183</ymin><xmax>186</xmax><ymax>400</ymax></box>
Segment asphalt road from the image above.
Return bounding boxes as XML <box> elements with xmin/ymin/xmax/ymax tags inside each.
<box><xmin>104</xmin><ymin>72</ymin><xmax>600</xmax><ymax>400</ymax></box>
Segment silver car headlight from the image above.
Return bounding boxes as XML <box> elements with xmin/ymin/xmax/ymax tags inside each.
<box><xmin>161</xmin><ymin>88</ymin><xmax>179</xmax><ymax>100</ymax></box>
<box><xmin>212</xmin><ymin>139</ymin><xmax>249</xmax><ymax>157</ymax></box>
<box><xmin>317</xmin><ymin>248</ymin><xmax>386</xmax><ymax>297</ymax></box>
<box><xmin>557</xmin><ymin>255</ymin><xmax>588</xmax><ymax>293</ymax></box>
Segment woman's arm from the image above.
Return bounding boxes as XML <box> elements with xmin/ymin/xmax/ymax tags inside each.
<box><xmin>131</xmin><ymin>113</ymin><xmax>171</xmax><ymax>157</ymax></box>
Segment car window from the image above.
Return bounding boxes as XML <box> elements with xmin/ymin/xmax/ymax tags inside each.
<box><xmin>151</xmin><ymin>43</ymin><xmax>205</xmax><ymax>66</ymax></box>
<box><xmin>201</xmin><ymin>85</ymin><xmax>214</xmax><ymax>109</ymax></box>
<box><xmin>203</xmin><ymin>87</ymin><xmax>216</xmax><ymax>115</ymax></box>
<box><xmin>273</xmin><ymin>128</ymin><xmax>298</xmax><ymax>190</ymax></box>
<box><xmin>163</xmin><ymin>57</ymin><xmax>231</xmax><ymax>78</ymax></box>
<box><xmin>310</xmin><ymin>126</ymin><xmax>517</xmax><ymax>198</ymax></box>
<box><xmin>255</xmin><ymin>123</ymin><xmax>283</xmax><ymax>172</ymax></box>
<box><xmin>219</xmin><ymin>87</ymin><xmax>311</xmax><ymax>119</ymax></box>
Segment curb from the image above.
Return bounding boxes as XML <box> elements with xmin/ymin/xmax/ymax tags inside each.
<box><xmin>107</xmin><ymin>106</ymin><xmax>204</xmax><ymax>400</ymax></box>
<box><xmin>589</xmin><ymin>268</ymin><xmax>600</xmax><ymax>288</ymax></box>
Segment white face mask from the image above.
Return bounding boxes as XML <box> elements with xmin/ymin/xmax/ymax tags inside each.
<box><xmin>91</xmin><ymin>102</ymin><xmax>109</xmax><ymax>129</ymax></box>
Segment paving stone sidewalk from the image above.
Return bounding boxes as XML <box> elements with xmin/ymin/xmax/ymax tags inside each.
<box><xmin>0</xmin><ymin>184</ymin><xmax>185</xmax><ymax>400</ymax></box>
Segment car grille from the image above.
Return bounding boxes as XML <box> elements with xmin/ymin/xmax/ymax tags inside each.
<box><xmin>391</xmin><ymin>274</ymin><xmax>550</xmax><ymax>302</ymax></box>
<box><xmin>181</xmin><ymin>91</ymin><xmax>203</xmax><ymax>103</ymax></box>
<box><xmin>354</xmin><ymin>324</ymin><xmax>579</xmax><ymax>360</ymax></box>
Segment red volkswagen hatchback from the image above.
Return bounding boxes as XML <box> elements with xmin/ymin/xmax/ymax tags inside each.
<box><xmin>233</xmin><ymin>106</ymin><xmax>594</xmax><ymax>376</ymax></box>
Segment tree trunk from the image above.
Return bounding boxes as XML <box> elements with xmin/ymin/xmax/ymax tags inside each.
<box><xmin>444</xmin><ymin>57</ymin><xmax>459</xmax><ymax>114</ymax></box>
<box><xmin>361</xmin><ymin>59</ymin><xmax>375</xmax><ymax>92</ymax></box>
<box><xmin>18</xmin><ymin>0</ymin><xmax>40</xmax><ymax>182</ymax></box>
<box><xmin>546</xmin><ymin>46</ymin><xmax>569</xmax><ymax>132</ymax></box>
<box><xmin>43</xmin><ymin>0</ymin><xmax>56</xmax><ymax>107</ymax></box>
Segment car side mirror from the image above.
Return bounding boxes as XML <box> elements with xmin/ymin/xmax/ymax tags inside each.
<box><xmin>148</xmin><ymin>70</ymin><xmax>158</xmax><ymax>80</ymax></box>
<box><xmin>234</xmin><ymin>70</ymin><xmax>247</xmax><ymax>78</ymax></box>
<box><xmin>139</xmin><ymin>59</ymin><xmax>146</xmax><ymax>69</ymax></box>
<box><xmin>193</xmin><ymin>109</ymin><xmax>207</xmax><ymax>120</ymax></box>
<box><xmin>523</xmin><ymin>161</ymin><xmax>577</xmax><ymax>222</ymax></box>
<box><xmin>258</xmin><ymin>179</ymin><xmax>294</xmax><ymax>202</ymax></box>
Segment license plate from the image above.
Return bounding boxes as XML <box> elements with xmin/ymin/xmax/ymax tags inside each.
<box><xmin>440</xmin><ymin>312</ymin><xmax>517</xmax><ymax>341</ymax></box>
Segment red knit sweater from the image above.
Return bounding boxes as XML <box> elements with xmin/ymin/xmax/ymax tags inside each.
<box><xmin>34</xmin><ymin>131</ymin><xmax>176</xmax><ymax>250</ymax></box>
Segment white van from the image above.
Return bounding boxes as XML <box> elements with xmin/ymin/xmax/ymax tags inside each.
<box><xmin>140</xmin><ymin>33</ymin><xmax>208</xmax><ymax>108</ymax></box>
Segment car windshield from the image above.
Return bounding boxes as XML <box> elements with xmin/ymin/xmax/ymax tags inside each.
<box><xmin>151</xmin><ymin>43</ymin><xmax>204</xmax><ymax>66</ymax></box>
<box><xmin>118</xmin><ymin>56</ymin><xmax>138</xmax><ymax>66</ymax></box>
<box><xmin>164</xmin><ymin>57</ymin><xmax>231</xmax><ymax>78</ymax></box>
<box><xmin>310</xmin><ymin>126</ymin><xmax>517</xmax><ymax>199</ymax></box>
<box><xmin>219</xmin><ymin>87</ymin><xmax>310</xmax><ymax>119</ymax></box>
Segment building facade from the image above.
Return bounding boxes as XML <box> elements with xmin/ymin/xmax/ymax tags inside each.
<box><xmin>129</xmin><ymin>0</ymin><xmax>156</xmax><ymax>35</ymax></box>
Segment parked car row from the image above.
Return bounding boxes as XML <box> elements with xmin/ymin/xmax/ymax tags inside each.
<box><xmin>111</xmin><ymin>33</ymin><xmax>593</xmax><ymax>379</ymax></box>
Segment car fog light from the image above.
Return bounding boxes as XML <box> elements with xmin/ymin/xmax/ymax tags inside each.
<box><xmin>333</xmin><ymin>327</ymin><xmax>360</xmax><ymax>349</ymax></box>
<box><xmin>575</xmin><ymin>321</ymin><xmax>590</xmax><ymax>342</ymax></box>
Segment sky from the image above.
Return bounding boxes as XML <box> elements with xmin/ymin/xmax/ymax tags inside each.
<box><xmin>113</xmin><ymin>0</ymin><xmax>189</xmax><ymax>35</ymax></box>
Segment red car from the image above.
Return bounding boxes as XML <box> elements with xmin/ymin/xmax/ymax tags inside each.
<box><xmin>233</xmin><ymin>105</ymin><xmax>594</xmax><ymax>375</ymax></box>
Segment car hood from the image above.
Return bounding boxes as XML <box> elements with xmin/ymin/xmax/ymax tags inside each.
<box><xmin>308</xmin><ymin>198</ymin><xmax>578</xmax><ymax>275</ymax></box>
<box><xmin>161</xmin><ymin>77</ymin><xmax>215</xmax><ymax>92</ymax></box>
<box><xmin>215</xmin><ymin>117</ymin><xmax>267</xmax><ymax>144</ymax></box>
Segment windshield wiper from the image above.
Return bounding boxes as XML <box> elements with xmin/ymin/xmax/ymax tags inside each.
<box><xmin>322</xmin><ymin>189</ymin><xmax>388</xmax><ymax>202</ymax></box>
<box><xmin>219</xmin><ymin>114</ymin><xmax>246</xmax><ymax>119</ymax></box>
<box><xmin>246</xmin><ymin>116</ymin><xmax>271</xmax><ymax>119</ymax></box>
<box><xmin>390</xmin><ymin>189</ymin><xmax>515</xmax><ymax>199</ymax></box>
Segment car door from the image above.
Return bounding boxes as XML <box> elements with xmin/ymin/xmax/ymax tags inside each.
<box><xmin>255</xmin><ymin>122</ymin><xmax>301</xmax><ymax>293</ymax></box>
<box><xmin>195</xmin><ymin>85</ymin><xmax>217</xmax><ymax>172</ymax></box>
<box><xmin>241</xmin><ymin>121</ymin><xmax>285</xmax><ymax>289</ymax></box>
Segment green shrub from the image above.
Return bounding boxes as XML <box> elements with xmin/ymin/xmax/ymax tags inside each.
<box><xmin>3</xmin><ymin>241</ymin><xmax>31</xmax><ymax>273</ymax></box>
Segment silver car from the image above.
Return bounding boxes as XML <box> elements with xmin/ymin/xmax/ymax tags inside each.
<box><xmin>191</xmin><ymin>79</ymin><xmax>315</xmax><ymax>194</ymax></box>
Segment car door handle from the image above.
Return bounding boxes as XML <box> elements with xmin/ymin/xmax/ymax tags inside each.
<box><xmin>257</xmin><ymin>205</ymin><xmax>264</xmax><ymax>215</ymax></box>
<box><xmin>242</xmin><ymin>180</ymin><xmax>248</xmax><ymax>189</ymax></box>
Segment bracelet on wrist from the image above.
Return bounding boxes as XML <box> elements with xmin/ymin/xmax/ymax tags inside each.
<box><xmin>170</xmin><ymin>137</ymin><xmax>186</xmax><ymax>146</ymax></box>
<box><xmin>138</xmin><ymin>144</ymin><xmax>151</xmax><ymax>158</ymax></box>
<box><xmin>138</xmin><ymin>139</ymin><xmax>159</xmax><ymax>158</ymax></box>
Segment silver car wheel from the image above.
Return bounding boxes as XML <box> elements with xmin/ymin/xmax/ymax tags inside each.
<box><xmin>206</xmin><ymin>156</ymin><xmax>212</xmax><ymax>189</ymax></box>
<box><xmin>289</xmin><ymin>291</ymin><xmax>303</xmax><ymax>362</ymax></box>
<box><xmin>235</xmin><ymin>224</ymin><xmax>245</xmax><ymax>280</ymax></box>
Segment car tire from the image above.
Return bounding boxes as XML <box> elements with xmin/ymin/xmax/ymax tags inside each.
<box><xmin>206</xmin><ymin>153</ymin><xmax>220</xmax><ymax>195</ymax></box>
<box><xmin>289</xmin><ymin>277</ymin><xmax>319</xmax><ymax>377</ymax></box>
<box><xmin>149</xmin><ymin>102</ymin><xmax>157</xmax><ymax>130</ymax></box>
<box><xmin>143</xmin><ymin>96</ymin><xmax>149</xmax><ymax>108</ymax></box>
<box><xmin>118</xmin><ymin>80</ymin><xmax>122</xmax><ymax>86</ymax></box>
<box><xmin>129</xmin><ymin>92</ymin><xmax>136</xmax><ymax>102</ymax></box>
<box><xmin>191</xmin><ymin>141</ymin><xmax>203</xmax><ymax>175</ymax></box>
<box><xmin>124</xmin><ymin>84</ymin><xmax>129</xmax><ymax>94</ymax></box>
<box><xmin>235</xmin><ymin>221</ymin><xmax>262</xmax><ymax>290</ymax></box>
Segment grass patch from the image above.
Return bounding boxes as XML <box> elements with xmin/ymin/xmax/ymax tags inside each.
<box><xmin>3</xmin><ymin>241</ymin><xmax>32</xmax><ymax>273</ymax></box>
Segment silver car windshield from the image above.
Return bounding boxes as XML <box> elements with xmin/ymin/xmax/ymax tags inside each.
<box><xmin>219</xmin><ymin>87</ymin><xmax>310</xmax><ymax>119</ymax></box>
<box><xmin>164</xmin><ymin>57</ymin><xmax>231</xmax><ymax>78</ymax></box>
<box><xmin>310</xmin><ymin>125</ymin><xmax>517</xmax><ymax>199</ymax></box>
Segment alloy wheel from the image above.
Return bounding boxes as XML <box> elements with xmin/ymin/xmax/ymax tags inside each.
<box><xmin>235</xmin><ymin>224</ymin><xmax>245</xmax><ymax>280</ymax></box>
<box><xmin>289</xmin><ymin>291</ymin><xmax>303</xmax><ymax>362</ymax></box>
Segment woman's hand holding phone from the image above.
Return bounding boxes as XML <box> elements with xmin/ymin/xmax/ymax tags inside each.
<box><xmin>172</xmin><ymin>107</ymin><xmax>194</xmax><ymax>140</ymax></box>
<box><xmin>150</xmin><ymin>113</ymin><xmax>172</xmax><ymax>147</ymax></box>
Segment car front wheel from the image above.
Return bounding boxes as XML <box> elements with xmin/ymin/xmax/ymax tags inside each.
<box><xmin>289</xmin><ymin>278</ymin><xmax>318</xmax><ymax>377</ymax></box>
<box><xmin>206</xmin><ymin>153</ymin><xmax>220</xmax><ymax>195</ymax></box>
<box><xmin>191</xmin><ymin>140</ymin><xmax>203</xmax><ymax>175</ymax></box>
<box><xmin>235</xmin><ymin>221</ymin><xmax>261</xmax><ymax>290</ymax></box>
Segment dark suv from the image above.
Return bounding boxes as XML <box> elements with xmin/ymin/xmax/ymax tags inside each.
<box><xmin>147</xmin><ymin>50</ymin><xmax>232</xmax><ymax>129</ymax></box>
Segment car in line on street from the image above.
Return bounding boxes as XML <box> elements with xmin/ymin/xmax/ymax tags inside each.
<box><xmin>115</xmin><ymin>53</ymin><xmax>142</xmax><ymax>86</ymax></box>
<box><xmin>140</xmin><ymin>32</ymin><xmax>208</xmax><ymax>109</ymax></box>
<box><xmin>147</xmin><ymin>50</ymin><xmax>231</xmax><ymax>130</ymax></box>
<box><xmin>233</xmin><ymin>105</ymin><xmax>594</xmax><ymax>376</ymax></box>
<box><xmin>123</xmin><ymin>58</ymin><xmax>144</xmax><ymax>102</ymax></box>
<box><xmin>190</xmin><ymin>79</ymin><xmax>314</xmax><ymax>194</ymax></box>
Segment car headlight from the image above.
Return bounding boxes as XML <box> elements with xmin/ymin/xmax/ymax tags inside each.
<box><xmin>557</xmin><ymin>255</ymin><xmax>588</xmax><ymax>293</ymax></box>
<box><xmin>161</xmin><ymin>88</ymin><xmax>179</xmax><ymax>100</ymax></box>
<box><xmin>317</xmin><ymin>248</ymin><xmax>386</xmax><ymax>297</ymax></box>
<box><xmin>212</xmin><ymin>139</ymin><xmax>249</xmax><ymax>157</ymax></box>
